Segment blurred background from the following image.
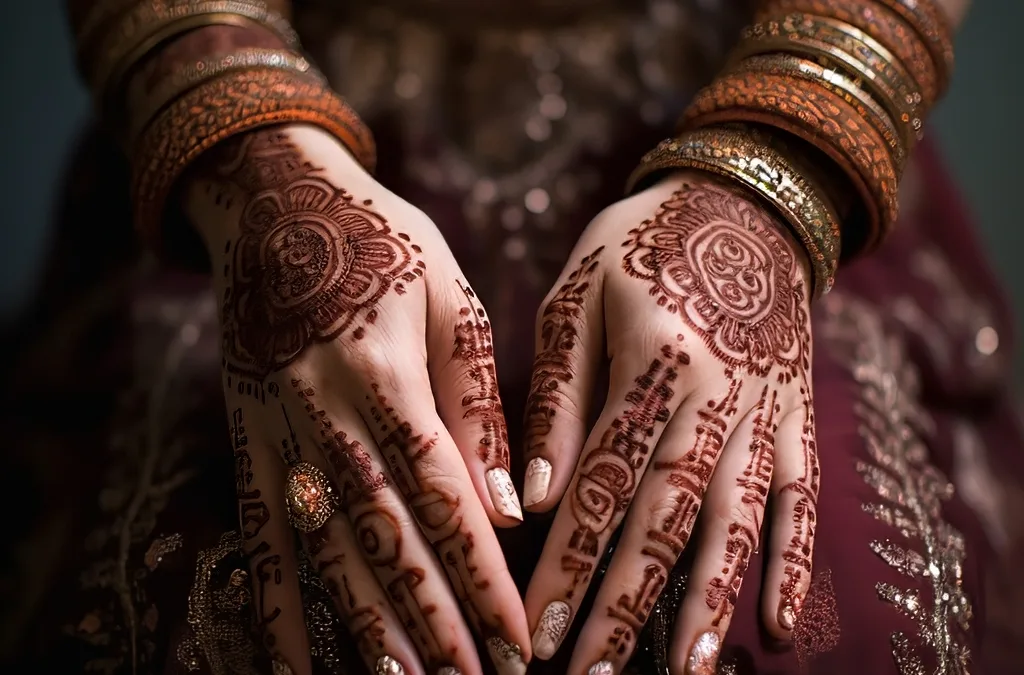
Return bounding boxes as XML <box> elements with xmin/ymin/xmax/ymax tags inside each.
<box><xmin>2</xmin><ymin>0</ymin><xmax>1023</xmax><ymax>376</ymax></box>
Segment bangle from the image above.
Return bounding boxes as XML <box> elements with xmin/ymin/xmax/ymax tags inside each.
<box><xmin>732</xmin><ymin>13</ymin><xmax>923</xmax><ymax>152</ymax></box>
<box><xmin>131</xmin><ymin>67</ymin><xmax>376</xmax><ymax>246</ymax></box>
<box><xmin>755</xmin><ymin>0</ymin><xmax>939</xmax><ymax>107</ymax></box>
<box><xmin>873</xmin><ymin>0</ymin><xmax>954</xmax><ymax>95</ymax></box>
<box><xmin>79</xmin><ymin>0</ymin><xmax>300</xmax><ymax>104</ymax></box>
<box><xmin>124</xmin><ymin>47</ymin><xmax>319</xmax><ymax>148</ymax></box>
<box><xmin>626</xmin><ymin>126</ymin><xmax>840</xmax><ymax>297</ymax></box>
<box><xmin>681</xmin><ymin>69</ymin><xmax>898</xmax><ymax>250</ymax></box>
<box><xmin>730</xmin><ymin>54</ymin><xmax>906</xmax><ymax>173</ymax></box>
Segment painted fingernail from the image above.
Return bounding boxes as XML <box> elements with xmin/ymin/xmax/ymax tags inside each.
<box><xmin>523</xmin><ymin>458</ymin><xmax>552</xmax><ymax>507</ymax></box>
<box><xmin>376</xmin><ymin>655</ymin><xmax>404</xmax><ymax>675</ymax></box>
<box><xmin>486</xmin><ymin>636</ymin><xmax>527</xmax><ymax>675</ymax></box>
<box><xmin>531</xmin><ymin>600</ymin><xmax>571</xmax><ymax>660</ymax></box>
<box><xmin>272</xmin><ymin>659</ymin><xmax>294</xmax><ymax>675</ymax></box>
<box><xmin>778</xmin><ymin>599</ymin><xmax>798</xmax><ymax>631</ymax></box>
<box><xmin>437</xmin><ymin>668</ymin><xmax>461</xmax><ymax>675</ymax></box>
<box><xmin>687</xmin><ymin>632</ymin><xmax>720</xmax><ymax>675</ymax></box>
<box><xmin>486</xmin><ymin>467</ymin><xmax>523</xmax><ymax>520</ymax></box>
<box><xmin>588</xmin><ymin>660</ymin><xmax>615</xmax><ymax>675</ymax></box>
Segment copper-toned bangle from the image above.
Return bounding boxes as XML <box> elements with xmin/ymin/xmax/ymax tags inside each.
<box><xmin>80</xmin><ymin>0</ymin><xmax>300</xmax><ymax>103</ymax></box>
<box><xmin>731</xmin><ymin>54</ymin><xmax>906</xmax><ymax>173</ymax></box>
<box><xmin>872</xmin><ymin>0</ymin><xmax>954</xmax><ymax>95</ymax></box>
<box><xmin>681</xmin><ymin>69</ymin><xmax>898</xmax><ymax>249</ymax></box>
<box><xmin>131</xmin><ymin>67</ymin><xmax>376</xmax><ymax>245</ymax></box>
<box><xmin>124</xmin><ymin>47</ymin><xmax>319</xmax><ymax>147</ymax></box>
<box><xmin>755</xmin><ymin>0</ymin><xmax>939</xmax><ymax>107</ymax></box>
<box><xmin>626</xmin><ymin>127</ymin><xmax>841</xmax><ymax>297</ymax></box>
<box><xmin>733</xmin><ymin>14</ymin><xmax>923</xmax><ymax>151</ymax></box>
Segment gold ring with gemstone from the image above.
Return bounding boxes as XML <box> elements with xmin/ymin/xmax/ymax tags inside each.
<box><xmin>284</xmin><ymin>461</ymin><xmax>338</xmax><ymax>532</ymax></box>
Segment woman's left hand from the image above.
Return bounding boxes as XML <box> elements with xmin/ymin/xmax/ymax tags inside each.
<box><xmin>521</xmin><ymin>172</ymin><xmax>820</xmax><ymax>674</ymax></box>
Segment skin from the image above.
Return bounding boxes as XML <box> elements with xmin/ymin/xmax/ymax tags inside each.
<box><xmin>181</xmin><ymin>124</ymin><xmax>531</xmax><ymax>675</ymax></box>
<box><xmin>523</xmin><ymin>173</ymin><xmax>819</xmax><ymax>675</ymax></box>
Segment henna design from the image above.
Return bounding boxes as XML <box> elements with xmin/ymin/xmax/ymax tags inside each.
<box><xmin>452</xmin><ymin>281</ymin><xmax>508</xmax><ymax>467</ymax></box>
<box><xmin>705</xmin><ymin>386</ymin><xmax>778</xmax><ymax>626</ymax></box>
<box><xmin>232</xmin><ymin>407</ymin><xmax>283</xmax><ymax>648</ymax></box>
<box><xmin>525</xmin><ymin>247</ymin><xmax>604</xmax><ymax>456</ymax></box>
<box><xmin>214</xmin><ymin>130</ymin><xmax>421</xmax><ymax>379</ymax></box>
<box><xmin>317</xmin><ymin>554</ymin><xmax>387</xmax><ymax>655</ymax></box>
<box><xmin>562</xmin><ymin>349</ymin><xmax>685</xmax><ymax>599</ymax></box>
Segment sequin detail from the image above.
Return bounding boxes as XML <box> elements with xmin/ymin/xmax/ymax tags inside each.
<box><xmin>822</xmin><ymin>293</ymin><xmax>973</xmax><ymax>674</ymax></box>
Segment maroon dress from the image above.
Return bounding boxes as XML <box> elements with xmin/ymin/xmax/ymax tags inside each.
<box><xmin>2</xmin><ymin>2</ymin><xmax>1023</xmax><ymax>673</ymax></box>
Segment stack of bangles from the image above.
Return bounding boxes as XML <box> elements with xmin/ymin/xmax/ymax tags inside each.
<box><xmin>627</xmin><ymin>0</ymin><xmax>955</xmax><ymax>298</ymax></box>
<box><xmin>71</xmin><ymin>0</ymin><xmax>377</xmax><ymax>247</ymax></box>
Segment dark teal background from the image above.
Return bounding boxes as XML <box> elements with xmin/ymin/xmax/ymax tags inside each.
<box><xmin>2</xmin><ymin>1</ymin><xmax>1021</xmax><ymax>373</ymax></box>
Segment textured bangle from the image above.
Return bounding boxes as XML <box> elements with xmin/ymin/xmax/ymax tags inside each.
<box><xmin>131</xmin><ymin>67</ymin><xmax>377</xmax><ymax>245</ymax></box>
<box><xmin>79</xmin><ymin>0</ymin><xmax>300</xmax><ymax>104</ymax></box>
<box><xmin>755</xmin><ymin>0</ymin><xmax>939</xmax><ymax>107</ymax></box>
<box><xmin>733</xmin><ymin>13</ymin><xmax>923</xmax><ymax>151</ymax></box>
<box><xmin>873</xmin><ymin>0</ymin><xmax>954</xmax><ymax>95</ymax></box>
<box><xmin>681</xmin><ymin>69</ymin><xmax>898</xmax><ymax>249</ymax></box>
<box><xmin>730</xmin><ymin>54</ymin><xmax>906</xmax><ymax>173</ymax></box>
<box><xmin>626</xmin><ymin>126</ymin><xmax>841</xmax><ymax>297</ymax></box>
<box><xmin>124</xmin><ymin>47</ymin><xmax>319</xmax><ymax>148</ymax></box>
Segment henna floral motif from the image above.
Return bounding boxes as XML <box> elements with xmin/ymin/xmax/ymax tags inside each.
<box><xmin>452</xmin><ymin>281</ymin><xmax>509</xmax><ymax>467</ymax></box>
<box><xmin>215</xmin><ymin>131</ymin><xmax>419</xmax><ymax>379</ymax></box>
<box><xmin>525</xmin><ymin>247</ymin><xmax>604</xmax><ymax>456</ymax></box>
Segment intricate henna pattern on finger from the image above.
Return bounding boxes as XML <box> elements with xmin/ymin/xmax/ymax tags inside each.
<box><xmin>705</xmin><ymin>386</ymin><xmax>778</xmax><ymax>626</ymax></box>
<box><xmin>452</xmin><ymin>281</ymin><xmax>509</xmax><ymax>468</ymax></box>
<box><xmin>525</xmin><ymin>247</ymin><xmax>604</xmax><ymax>457</ymax></box>
<box><xmin>316</xmin><ymin>551</ymin><xmax>388</xmax><ymax>656</ymax></box>
<box><xmin>212</xmin><ymin>130</ymin><xmax>422</xmax><ymax>379</ymax></box>
<box><xmin>562</xmin><ymin>349</ymin><xmax>686</xmax><ymax>599</ymax></box>
<box><xmin>232</xmin><ymin>407</ymin><xmax>284</xmax><ymax>650</ymax></box>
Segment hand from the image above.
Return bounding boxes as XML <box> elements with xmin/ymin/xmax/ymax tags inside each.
<box><xmin>521</xmin><ymin>173</ymin><xmax>819</xmax><ymax>674</ymax></box>
<box><xmin>183</xmin><ymin>125</ymin><xmax>531</xmax><ymax>675</ymax></box>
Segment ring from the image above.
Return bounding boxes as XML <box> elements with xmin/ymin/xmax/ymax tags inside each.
<box><xmin>284</xmin><ymin>461</ymin><xmax>338</xmax><ymax>532</ymax></box>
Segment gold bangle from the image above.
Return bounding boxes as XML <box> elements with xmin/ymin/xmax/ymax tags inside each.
<box><xmin>131</xmin><ymin>67</ymin><xmax>377</xmax><ymax>247</ymax></box>
<box><xmin>731</xmin><ymin>54</ymin><xmax>906</xmax><ymax>173</ymax></box>
<box><xmin>80</xmin><ymin>0</ymin><xmax>300</xmax><ymax>102</ymax></box>
<box><xmin>124</xmin><ymin>47</ymin><xmax>318</xmax><ymax>148</ymax></box>
<box><xmin>734</xmin><ymin>13</ymin><xmax>923</xmax><ymax>150</ymax></box>
<box><xmin>626</xmin><ymin>127</ymin><xmax>841</xmax><ymax>297</ymax></box>
<box><xmin>873</xmin><ymin>0</ymin><xmax>954</xmax><ymax>95</ymax></box>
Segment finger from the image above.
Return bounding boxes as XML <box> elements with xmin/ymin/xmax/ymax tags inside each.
<box><xmin>230</xmin><ymin>405</ymin><xmax>312</xmax><ymax>675</ymax></box>
<box><xmin>523</xmin><ymin>246</ymin><xmax>606</xmax><ymax>512</ymax></box>
<box><xmin>761</xmin><ymin>400</ymin><xmax>819</xmax><ymax>640</ymax></box>
<box><xmin>289</xmin><ymin>383</ymin><xmax>482</xmax><ymax>675</ymax></box>
<box><xmin>525</xmin><ymin>342</ymin><xmax>690</xmax><ymax>662</ymax></box>
<box><xmin>669</xmin><ymin>387</ymin><xmax>781</xmax><ymax>675</ymax></box>
<box><xmin>303</xmin><ymin>512</ymin><xmax>424</xmax><ymax>675</ymax></box>
<box><xmin>565</xmin><ymin>377</ymin><xmax>745</xmax><ymax>674</ymax></box>
<box><xmin>353</xmin><ymin>378</ymin><xmax>533</xmax><ymax>675</ymax></box>
<box><xmin>427</xmin><ymin>279</ymin><xmax>521</xmax><ymax>525</ymax></box>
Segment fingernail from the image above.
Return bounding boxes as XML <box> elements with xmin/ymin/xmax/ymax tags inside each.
<box><xmin>272</xmin><ymin>659</ymin><xmax>294</xmax><ymax>675</ymax></box>
<box><xmin>437</xmin><ymin>668</ymin><xmax>461</xmax><ymax>675</ymax></box>
<box><xmin>778</xmin><ymin>599</ymin><xmax>797</xmax><ymax>631</ymax></box>
<box><xmin>531</xmin><ymin>600</ymin><xmax>572</xmax><ymax>660</ymax></box>
<box><xmin>486</xmin><ymin>467</ymin><xmax>523</xmax><ymax>520</ymax></box>
<box><xmin>687</xmin><ymin>632</ymin><xmax>720</xmax><ymax>675</ymax></box>
<box><xmin>376</xmin><ymin>655</ymin><xmax>404</xmax><ymax>675</ymax></box>
<box><xmin>588</xmin><ymin>661</ymin><xmax>615</xmax><ymax>675</ymax></box>
<box><xmin>486</xmin><ymin>636</ymin><xmax>527</xmax><ymax>675</ymax></box>
<box><xmin>523</xmin><ymin>458</ymin><xmax>552</xmax><ymax>507</ymax></box>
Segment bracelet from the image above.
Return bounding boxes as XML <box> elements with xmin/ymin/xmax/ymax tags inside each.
<box><xmin>733</xmin><ymin>14</ymin><xmax>923</xmax><ymax>152</ymax></box>
<box><xmin>681</xmin><ymin>69</ymin><xmax>898</xmax><ymax>249</ymax></box>
<box><xmin>730</xmin><ymin>54</ymin><xmax>906</xmax><ymax>173</ymax></box>
<box><xmin>124</xmin><ymin>47</ymin><xmax>319</xmax><ymax>148</ymax></box>
<box><xmin>755</xmin><ymin>0</ymin><xmax>939</xmax><ymax>107</ymax></box>
<box><xmin>873</xmin><ymin>0</ymin><xmax>954</xmax><ymax>95</ymax></box>
<box><xmin>626</xmin><ymin>126</ymin><xmax>840</xmax><ymax>297</ymax></box>
<box><xmin>131</xmin><ymin>67</ymin><xmax>376</xmax><ymax>246</ymax></box>
<box><xmin>79</xmin><ymin>0</ymin><xmax>300</xmax><ymax>104</ymax></box>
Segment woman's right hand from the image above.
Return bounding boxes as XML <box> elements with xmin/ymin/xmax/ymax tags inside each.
<box><xmin>182</xmin><ymin>124</ymin><xmax>531</xmax><ymax>675</ymax></box>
